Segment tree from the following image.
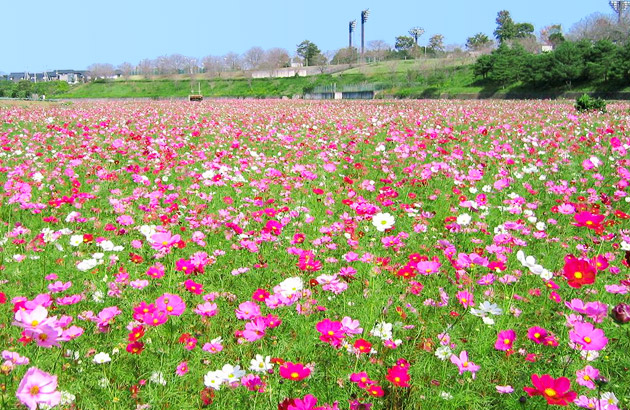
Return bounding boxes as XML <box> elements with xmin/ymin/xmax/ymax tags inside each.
<box><xmin>428</xmin><ymin>34</ymin><xmax>445</xmax><ymax>54</ymax></box>
<box><xmin>473</xmin><ymin>54</ymin><xmax>495</xmax><ymax>78</ymax></box>
<box><xmin>568</xmin><ymin>12</ymin><xmax>629</xmax><ymax>43</ymax></box>
<box><xmin>263</xmin><ymin>48</ymin><xmax>290</xmax><ymax>69</ymax></box>
<box><xmin>137</xmin><ymin>59</ymin><xmax>155</xmax><ymax>77</ymax></box>
<box><xmin>87</xmin><ymin>63</ymin><xmax>115</xmax><ymax>79</ymax></box>
<box><xmin>117</xmin><ymin>62</ymin><xmax>134</xmax><ymax>79</ymax></box>
<box><xmin>395</xmin><ymin>36</ymin><xmax>415</xmax><ymax>52</ymax></box>
<box><xmin>367</xmin><ymin>40</ymin><xmax>391</xmax><ymax>61</ymax></box>
<box><xmin>494</xmin><ymin>10</ymin><xmax>516</xmax><ymax>44</ymax></box>
<box><xmin>202</xmin><ymin>56</ymin><xmax>226</xmax><ymax>77</ymax></box>
<box><xmin>494</xmin><ymin>10</ymin><xmax>534</xmax><ymax>44</ymax></box>
<box><xmin>243</xmin><ymin>47</ymin><xmax>265</xmax><ymax>70</ymax></box>
<box><xmin>332</xmin><ymin>47</ymin><xmax>358</xmax><ymax>64</ymax></box>
<box><xmin>466</xmin><ymin>33</ymin><xmax>493</xmax><ymax>51</ymax></box>
<box><xmin>296</xmin><ymin>40</ymin><xmax>321</xmax><ymax>66</ymax></box>
<box><xmin>539</xmin><ymin>25</ymin><xmax>563</xmax><ymax>46</ymax></box>
<box><xmin>224</xmin><ymin>52</ymin><xmax>242</xmax><ymax>71</ymax></box>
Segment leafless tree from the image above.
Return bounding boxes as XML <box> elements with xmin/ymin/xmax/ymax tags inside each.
<box><xmin>223</xmin><ymin>52</ymin><xmax>242</xmax><ymax>71</ymax></box>
<box><xmin>243</xmin><ymin>47</ymin><xmax>265</xmax><ymax>70</ymax></box>
<box><xmin>117</xmin><ymin>62</ymin><xmax>134</xmax><ymax>79</ymax></box>
<box><xmin>202</xmin><ymin>56</ymin><xmax>226</xmax><ymax>77</ymax></box>
<box><xmin>137</xmin><ymin>59</ymin><xmax>155</xmax><ymax>77</ymax></box>
<box><xmin>87</xmin><ymin>63</ymin><xmax>115</xmax><ymax>79</ymax></box>
<box><xmin>367</xmin><ymin>40</ymin><xmax>390</xmax><ymax>61</ymax></box>
<box><xmin>262</xmin><ymin>48</ymin><xmax>290</xmax><ymax>69</ymax></box>
<box><xmin>567</xmin><ymin>12</ymin><xmax>629</xmax><ymax>43</ymax></box>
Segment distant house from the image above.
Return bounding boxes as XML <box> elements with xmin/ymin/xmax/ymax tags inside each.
<box><xmin>56</xmin><ymin>70</ymin><xmax>86</xmax><ymax>84</ymax></box>
<box><xmin>8</xmin><ymin>72</ymin><xmax>29</xmax><ymax>82</ymax></box>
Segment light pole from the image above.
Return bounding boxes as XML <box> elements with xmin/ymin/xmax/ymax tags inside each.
<box><xmin>409</xmin><ymin>27</ymin><xmax>425</xmax><ymax>45</ymax></box>
<box><xmin>361</xmin><ymin>9</ymin><xmax>370</xmax><ymax>61</ymax></box>
<box><xmin>349</xmin><ymin>20</ymin><xmax>356</xmax><ymax>49</ymax></box>
<box><xmin>610</xmin><ymin>0</ymin><xmax>630</xmax><ymax>23</ymax></box>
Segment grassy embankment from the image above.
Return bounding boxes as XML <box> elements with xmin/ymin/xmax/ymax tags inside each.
<box><xmin>34</xmin><ymin>57</ymin><xmax>630</xmax><ymax>99</ymax></box>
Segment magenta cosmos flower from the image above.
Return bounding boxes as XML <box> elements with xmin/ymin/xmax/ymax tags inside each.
<box><xmin>16</xmin><ymin>367</ymin><xmax>62</xmax><ymax>410</ymax></box>
<box><xmin>495</xmin><ymin>329</ymin><xmax>516</xmax><ymax>351</ymax></box>
<box><xmin>569</xmin><ymin>322</ymin><xmax>608</xmax><ymax>351</ymax></box>
<box><xmin>279</xmin><ymin>362</ymin><xmax>311</xmax><ymax>381</ymax></box>
<box><xmin>523</xmin><ymin>374</ymin><xmax>576</xmax><ymax>406</ymax></box>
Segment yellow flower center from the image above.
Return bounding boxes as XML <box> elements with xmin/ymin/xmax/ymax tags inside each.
<box><xmin>162</xmin><ymin>241</ymin><xmax>168</xmax><ymax>246</ymax></box>
<box><xmin>574</xmin><ymin>272</ymin><xmax>583</xmax><ymax>279</ymax></box>
<box><xmin>544</xmin><ymin>388</ymin><xmax>557</xmax><ymax>397</ymax></box>
<box><xmin>30</xmin><ymin>385</ymin><xmax>40</xmax><ymax>396</ymax></box>
<box><xmin>584</xmin><ymin>375</ymin><xmax>590</xmax><ymax>381</ymax></box>
<box><xmin>504</xmin><ymin>339</ymin><xmax>511</xmax><ymax>344</ymax></box>
<box><xmin>583</xmin><ymin>336</ymin><xmax>591</xmax><ymax>343</ymax></box>
<box><xmin>534</xmin><ymin>333</ymin><xmax>541</xmax><ymax>339</ymax></box>
<box><xmin>394</xmin><ymin>377</ymin><xmax>400</xmax><ymax>382</ymax></box>
<box><xmin>291</xmin><ymin>372</ymin><xmax>299</xmax><ymax>379</ymax></box>
<box><xmin>31</xmin><ymin>320</ymin><xmax>39</xmax><ymax>326</ymax></box>
<box><xmin>166</xmin><ymin>306</ymin><xmax>173</xmax><ymax>312</ymax></box>
<box><xmin>586</xmin><ymin>221</ymin><xmax>593</xmax><ymax>225</ymax></box>
<box><xmin>328</xmin><ymin>331</ymin><xmax>334</xmax><ymax>336</ymax></box>
<box><xmin>463</xmin><ymin>361</ymin><xmax>469</xmax><ymax>367</ymax></box>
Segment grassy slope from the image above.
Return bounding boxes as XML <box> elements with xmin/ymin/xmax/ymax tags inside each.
<box><xmin>55</xmin><ymin>58</ymin><xmax>630</xmax><ymax>99</ymax></box>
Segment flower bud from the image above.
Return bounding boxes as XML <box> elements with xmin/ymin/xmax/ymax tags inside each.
<box><xmin>611</xmin><ymin>303</ymin><xmax>630</xmax><ymax>324</ymax></box>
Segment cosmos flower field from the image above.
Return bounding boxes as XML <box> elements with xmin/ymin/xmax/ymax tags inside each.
<box><xmin>0</xmin><ymin>99</ymin><xmax>629</xmax><ymax>410</ymax></box>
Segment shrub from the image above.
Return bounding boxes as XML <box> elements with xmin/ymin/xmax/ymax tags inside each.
<box><xmin>575</xmin><ymin>94</ymin><xmax>606</xmax><ymax>113</ymax></box>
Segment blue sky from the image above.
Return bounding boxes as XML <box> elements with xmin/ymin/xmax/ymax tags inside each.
<box><xmin>0</xmin><ymin>0</ymin><xmax>610</xmax><ymax>73</ymax></box>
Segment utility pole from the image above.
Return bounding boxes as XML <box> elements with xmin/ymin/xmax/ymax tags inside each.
<box><xmin>610</xmin><ymin>0</ymin><xmax>630</xmax><ymax>23</ymax></box>
<box><xmin>349</xmin><ymin>20</ymin><xmax>356</xmax><ymax>49</ymax></box>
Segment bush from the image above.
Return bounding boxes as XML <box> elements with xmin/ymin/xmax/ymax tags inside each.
<box><xmin>575</xmin><ymin>94</ymin><xmax>606</xmax><ymax>113</ymax></box>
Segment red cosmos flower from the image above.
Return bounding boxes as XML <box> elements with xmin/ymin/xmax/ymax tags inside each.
<box><xmin>396</xmin><ymin>264</ymin><xmax>417</xmax><ymax>280</ymax></box>
<box><xmin>386</xmin><ymin>365</ymin><xmax>410</xmax><ymax>387</ymax></box>
<box><xmin>0</xmin><ymin>292</ymin><xmax>6</xmax><ymax>304</ymax></box>
<box><xmin>129</xmin><ymin>253</ymin><xmax>144</xmax><ymax>264</ymax></box>
<box><xmin>563</xmin><ymin>258</ymin><xmax>596</xmax><ymax>288</ymax></box>
<box><xmin>353</xmin><ymin>339</ymin><xmax>372</xmax><ymax>354</ymax></box>
<box><xmin>278</xmin><ymin>362</ymin><xmax>311</xmax><ymax>381</ymax></box>
<box><xmin>126</xmin><ymin>341</ymin><xmax>144</xmax><ymax>354</ymax></box>
<box><xmin>523</xmin><ymin>374</ymin><xmax>577</xmax><ymax>406</ymax></box>
<box><xmin>128</xmin><ymin>326</ymin><xmax>145</xmax><ymax>342</ymax></box>
<box><xmin>573</xmin><ymin>212</ymin><xmax>605</xmax><ymax>230</ymax></box>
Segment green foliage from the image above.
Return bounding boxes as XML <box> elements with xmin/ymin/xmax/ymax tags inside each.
<box><xmin>466</xmin><ymin>33</ymin><xmax>493</xmax><ymax>51</ymax></box>
<box><xmin>575</xmin><ymin>93</ymin><xmax>607</xmax><ymax>112</ymax></box>
<box><xmin>296</xmin><ymin>40</ymin><xmax>321</xmax><ymax>67</ymax></box>
<box><xmin>493</xmin><ymin>10</ymin><xmax>534</xmax><ymax>44</ymax></box>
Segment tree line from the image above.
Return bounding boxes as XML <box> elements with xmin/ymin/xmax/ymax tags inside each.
<box><xmin>473</xmin><ymin>39</ymin><xmax>630</xmax><ymax>89</ymax></box>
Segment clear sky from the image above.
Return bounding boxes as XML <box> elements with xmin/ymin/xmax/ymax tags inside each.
<box><xmin>0</xmin><ymin>0</ymin><xmax>610</xmax><ymax>73</ymax></box>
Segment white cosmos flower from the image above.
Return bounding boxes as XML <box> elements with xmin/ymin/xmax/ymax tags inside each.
<box><xmin>250</xmin><ymin>354</ymin><xmax>272</xmax><ymax>373</ymax></box>
<box><xmin>77</xmin><ymin>259</ymin><xmax>98</xmax><ymax>272</ymax></box>
<box><xmin>370</xmin><ymin>322</ymin><xmax>393</xmax><ymax>340</ymax></box>
<box><xmin>372</xmin><ymin>212</ymin><xmax>395</xmax><ymax>232</ymax></box>
<box><xmin>93</xmin><ymin>352</ymin><xmax>111</xmax><ymax>364</ymax></box>
<box><xmin>456</xmin><ymin>213</ymin><xmax>472</xmax><ymax>226</ymax></box>
<box><xmin>69</xmin><ymin>235</ymin><xmax>83</xmax><ymax>247</ymax></box>
<box><xmin>219</xmin><ymin>364</ymin><xmax>245</xmax><ymax>384</ymax></box>
<box><xmin>435</xmin><ymin>345</ymin><xmax>452</xmax><ymax>360</ymax></box>
<box><xmin>278</xmin><ymin>277</ymin><xmax>303</xmax><ymax>298</ymax></box>
<box><xmin>149</xmin><ymin>371</ymin><xmax>166</xmax><ymax>386</ymax></box>
<box><xmin>204</xmin><ymin>370</ymin><xmax>225</xmax><ymax>390</ymax></box>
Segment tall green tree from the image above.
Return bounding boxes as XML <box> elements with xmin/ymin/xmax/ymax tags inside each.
<box><xmin>428</xmin><ymin>34</ymin><xmax>445</xmax><ymax>54</ymax></box>
<box><xmin>494</xmin><ymin>10</ymin><xmax>535</xmax><ymax>44</ymax></box>
<box><xmin>296</xmin><ymin>40</ymin><xmax>321</xmax><ymax>66</ymax></box>
<box><xmin>466</xmin><ymin>33</ymin><xmax>493</xmax><ymax>51</ymax></box>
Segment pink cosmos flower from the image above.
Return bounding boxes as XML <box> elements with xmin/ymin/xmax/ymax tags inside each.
<box><xmin>569</xmin><ymin>322</ymin><xmax>608</xmax><ymax>351</ymax></box>
<box><xmin>235</xmin><ymin>301</ymin><xmax>261</xmax><ymax>320</ymax></box>
<box><xmin>315</xmin><ymin>319</ymin><xmax>345</xmax><ymax>347</ymax></box>
<box><xmin>202</xmin><ymin>341</ymin><xmax>224</xmax><ymax>354</ymax></box>
<box><xmin>194</xmin><ymin>302</ymin><xmax>218</xmax><ymax>317</ymax></box>
<box><xmin>575</xmin><ymin>365</ymin><xmax>599</xmax><ymax>390</ymax></box>
<box><xmin>176</xmin><ymin>361</ymin><xmax>189</xmax><ymax>376</ymax></box>
<box><xmin>496</xmin><ymin>385</ymin><xmax>514</xmax><ymax>394</ymax></box>
<box><xmin>150</xmin><ymin>231</ymin><xmax>181</xmax><ymax>252</ymax></box>
<box><xmin>279</xmin><ymin>362</ymin><xmax>311</xmax><ymax>381</ymax></box>
<box><xmin>527</xmin><ymin>326</ymin><xmax>549</xmax><ymax>344</ymax></box>
<box><xmin>145</xmin><ymin>263</ymin><xmax>165</xmax><ymax>279</ymax></box>
<box><xmin>16</xmin><ymin>367</ymin><xmax>61</xmax><ymax>410</ymax></box>
<box><xmin>287</xmin><ymin>394</ymin><xmax>318</xmax><ymax>410</ymax></box>
<box><xmin>450</xmin><ymin>351</ymin><xmax>480</xmax><ymax>379</ymax></box>
<box><xmin>416</xmin><ymin>261</ymin><xmax>441</xmax><ymax>275</ymax></box>
<box><xmin>350</xmin><ymin>372</ymin><xmax>375</xmax><ymax>389</ymax></box>
<box><xmin>456</xmin><ymin>291</ymin><xmax>474</xmax><ymax>308</ymax></box>
<box><xmin>495</xmin><ymin>329</ymin><xmax>516</xmax><ymax>351</ymax></box>
<box><xmin>155</xmin><ymin>293</ymin><xmax>186</xmax><ymax>316</ymax></box>
<box><xmin>143</xmin><ymin>309</ymin><xmax>168</xmax><ymax>326</ymax></box>
<box><xmin>242</xmin><ymin>317</ymin><xmax>267</xmax><ymax>342</ymax></box>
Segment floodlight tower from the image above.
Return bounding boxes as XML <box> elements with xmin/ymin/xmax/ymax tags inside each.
<box><xmin>610</xmin><ymin>0</ymin><xmax>630</xmax><ymax>23</ymax></box>
<box><xmin>349</xmin><ymin>20</ymin><xmax>357</xmax><ymax>49</ymax></box>
<box><xmin>409</xmin><ymin>27</ymin><xmax>425</xmax><ymax>45</ymax></box>
<box><xmin>361</xmin><ymin>9</ymin><xmax>370</xmax><ymax>59</ymax></box>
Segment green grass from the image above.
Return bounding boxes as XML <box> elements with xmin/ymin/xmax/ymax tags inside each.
<box><xmin>46</xmin><ymin>57</ymin><xmax>630</xmax><ymax>99</ymax></box>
